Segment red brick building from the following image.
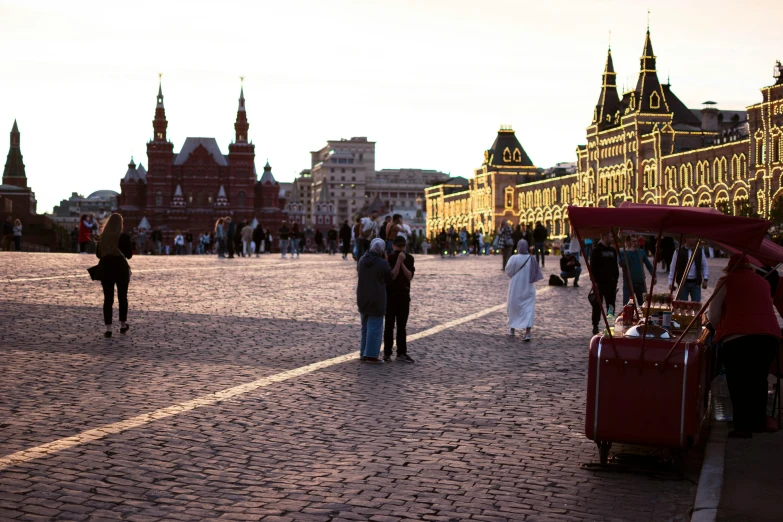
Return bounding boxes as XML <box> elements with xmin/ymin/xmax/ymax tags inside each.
<box><xmin>118</xmin><ymin>81</ymin><xmax>286</xmax><ymax>241</ymax></box>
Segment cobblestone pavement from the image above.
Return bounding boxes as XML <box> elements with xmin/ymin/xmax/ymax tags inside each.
<box><xmin>0</xmin><ymin>252</ymin><xmax>710</xmax><ymax>521</ymax></box>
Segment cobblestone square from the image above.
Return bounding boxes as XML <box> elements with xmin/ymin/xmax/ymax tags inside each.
<box><xmin>0</xmin><ymin>252</ymin><xmax>705</xmax><ymax>521</ymax></box>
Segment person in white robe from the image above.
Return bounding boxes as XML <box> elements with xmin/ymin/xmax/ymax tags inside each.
<box><xmin>505</xmin><ymin>239</ymin><xmax>544</xmax><ymax>341</ymax></box>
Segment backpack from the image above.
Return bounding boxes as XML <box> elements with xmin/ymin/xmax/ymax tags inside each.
<box><xmin>548</xmin><ymin>274</ymin><xmax>565</xmax><ymax>286</ymax></box>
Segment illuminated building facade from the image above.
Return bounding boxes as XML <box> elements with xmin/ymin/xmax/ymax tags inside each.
<box><xmin>427</xmin><ymin>29</ymin><xmax>783</xmax><ymax>239</ymax></box>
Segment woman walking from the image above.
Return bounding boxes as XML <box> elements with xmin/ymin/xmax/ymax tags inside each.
<box><xmin>214</xmin><ymin>218</ymin><xmax>226</xmax><ymax>258</ymax></box>
<box><xmin>95</xmin><ymin>214</ymin><xmax>133</xmax><ymax>338</ymax></box>
<box><xmin>357</xmin><ymin>238</ymin><xmax>403</xmax><ymax>363</ymax></box>
<box><xmin>505</xmin><ymin>239</ymin><xmax>543</xmax><ymax>342</ymax></box>
<box><xmin>12</xmin><ymin>219</ymin><xmax>22</xmax><ymax>251</ymax></box>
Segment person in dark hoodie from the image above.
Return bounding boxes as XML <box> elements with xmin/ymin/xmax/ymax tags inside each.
<box><xmin>589</xmin><ymin>232</ymin><xmax>619</xmax><ymax>335</ymax></box>
<box><xmin>357</xmin><ymin>238</ymin><xmax>403</xmax><ymax>364</ymax></box>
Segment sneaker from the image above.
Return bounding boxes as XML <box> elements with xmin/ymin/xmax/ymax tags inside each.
<box><xmin>573</xmin><ymin>282</ymin><xmax>579</xmax><ymax>287</ymax></box>
<box><xmin>523</xmin><ymin>333</ymin><xmax>532</xmax><ymax>342</ymax></box>
<box><xmin>508</xmin><ymin>328</ymin><xmax>515</xmax><ymax>336</ymax></box>
<box><xmin>103</xmin><ymin>331</ymin><xmax>112</xmax><ymax>338</ymax></box>
<box><xmin>397</xmin><ymin>354</ymin><xmax>415</xmax><ymax>363</ymax></box>
<box><xmin>364</xmin><ymin>357</ymin><xmax>384</xmax><ymax>364</ymax></box>
<box><xmin>592</xmin><ymin>326</ymin><xmax>599</xmax><ymax>335</ymax></box>
<box><xmin>383</xmin><ymin>355</ymin><xmax>392</xmax><ymax>363</ymax></box>
<box><xmin>120</xmin><ymin>324</ymin><xmax>130</xmax><ymax>335</ymax></box>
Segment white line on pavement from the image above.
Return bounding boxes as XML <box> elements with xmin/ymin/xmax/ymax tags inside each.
<box><xmin>2</xmin><ymin>260</ymin><xmax>327</xmax><ymax>283</ymax></box>
<box><xmin>0</xmin><ymin>298</ymin><xmax>518</xmax><ymax>470</ymax></box>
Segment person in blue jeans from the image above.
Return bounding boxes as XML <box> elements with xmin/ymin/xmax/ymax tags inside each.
<box><xmin>357</xmin><ymin>238</ymin><xmax>404</xmax><ymax>363</ymax></box>
<box><xmin>668</xmin><ymin>238</ymin><xmax>709</xmax><ymax>302</ymax></box>
<box><xmin>618</xmin><ymin>234</ymin><xmax>655</xmax><ymax>305</ymax></box>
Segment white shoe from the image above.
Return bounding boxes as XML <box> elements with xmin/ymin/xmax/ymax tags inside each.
<box><xmin>508</xmin><ymin>328</ymin><xmax>515</xmax><ymax>336</ymax></box>
<box><xmin>523</xmin><ymin>333</ymin><xmax>532</xmax><ymax>342</ymax></box>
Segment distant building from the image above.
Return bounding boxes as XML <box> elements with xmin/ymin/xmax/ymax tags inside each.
<box><xmin>51</xmin><ymin>190</ymin><xmax>118</xmax><ymax>229</ymax></box>
<box><xmin>302</xmin><ymin>137</ymin><xmax>449</xmax><ymax>230</ymax></box>
<box><xmin>427</xmin><ymin>29</ymin><xmax>783</xmax><ymax>239</ymax></box>
<box><xmin>117</xmin><ymin>79</ymin><xmax>287</xmax><ymax>242</ymax></box>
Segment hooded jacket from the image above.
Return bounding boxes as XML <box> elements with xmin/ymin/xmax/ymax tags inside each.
<box><xmin>357</xmin><ymin>251</ymin><xmax>392</xmax><ymax>316</ymax></box>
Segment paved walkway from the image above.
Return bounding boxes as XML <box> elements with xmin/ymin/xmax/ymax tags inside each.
<box><xmin>0</xmin><ymin>252</ymin><xmax>702</xmax><ymax>521</ymax></box>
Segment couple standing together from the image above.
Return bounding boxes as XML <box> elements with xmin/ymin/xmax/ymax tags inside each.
<box><xmin>356</xmin><ymin>237</ymin><xmax>415</xmax><ymax>363</ymax></box>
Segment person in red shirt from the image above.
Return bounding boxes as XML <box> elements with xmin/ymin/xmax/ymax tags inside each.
<box><xmin>709</xmin><ymin>255</ymin><xmax>781</xmax><ymax>437</ymax></box>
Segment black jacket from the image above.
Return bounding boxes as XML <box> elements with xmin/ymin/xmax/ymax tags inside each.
<box><xmin>339</xmin><ymin>224</ymin><xmax>352</xmax><ymax>242</ymax></box>
<box><xmin>252</xmin><ymin>226</ymin><xmax>264</xmax><ymax>242</ymax></box>
<box><xmin>590</xmin><ymin>242</ymin><xmax>619</xmax><ymax>287</ymax></box>
<box><xmin>278</xmin><ymin>226</ymin><xmax>290</xmax><ymax>240</ymax></box>
<box><xmin>387</xmin><ymin>252</ymin><xmax>415</xmax><ymax>296</ymax></box>
<box><xmin>327</xmin><ymin>229</ymin><xmax>338</xmax><ymax>240</ymax></box>
<box><xmin>95</xmin><ymin>233</ymin><xmax>133</xmax><ymax>281</ymax></box>
<box><xmin>533</xmin><ymin>225</ymin><xmax>548</xmax><ymax>243</ymax></box>
<box><xmin>357</xmin><ymin>252</ymin><xmax>392</xmax><ymax>316</ymax></box>
<box><xmin>560</xmin><ymin>254</ymin><xmax>581</xmax><ymax>273</ymax></box>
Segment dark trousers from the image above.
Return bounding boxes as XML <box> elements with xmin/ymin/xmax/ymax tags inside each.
<box><xmin>535</xmin><ymin>242</ymin><xmax>545</xmax><ymax>266</ymax></box>
<box><xmin>591</xmin><ymin>284</ymin><xmax>617</xmax><ymax>327</ymax></box>
<box><xmin>227</xmin><ymin>236</ymin><xmax>235</xmax><ymax>258</ymax></box>
<box><xmin>721</xmin><ymin>335</ymin><xmax>778</xmax><ymax>432</ymax></box>
<box><xmin>384</xmin><ymin>294</ymin><xmax>410</xmax><ymax>357</ymax></box>
<box><xmin>501</xmin><ymin>246</ymin><xmax>513</xmax><ymax>270</ymax></box>
<box><xmin>101</xmin><ymin>278</ymin><xmax>129</xmax><ymax>325</ymax></box>
<box><xmin>79</xmin><ymin>241</ymin><xmax>89</xmax><ymax>253</ymax></box>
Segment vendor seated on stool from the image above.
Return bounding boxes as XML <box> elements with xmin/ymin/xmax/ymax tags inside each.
<box><xmin>560</xmin><ymin>252</ymin><xmax>581</xmax><ymax>287</ymax></box>
<box><xmin>708</xmin><ymin>254</ymin><xmax>781</xmax><ymax>438</ymax></box>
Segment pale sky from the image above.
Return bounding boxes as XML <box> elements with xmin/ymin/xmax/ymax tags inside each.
<box><xmin>1</xmin><ymin>0</ymin><xmax>780</xmax><ymax>213</ymax></box>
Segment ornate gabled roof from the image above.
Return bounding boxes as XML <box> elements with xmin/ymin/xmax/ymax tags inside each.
<box><xmin>662</xmin><ymin>84</ymin><xmax>702</xmax><ymax>126</ymax></box>
<box><xmin>138</xmin><ymin>216</ymin><xmax>151</xmax><ymax>229</ymax></box>
<box><xmin>122</xmin><ymin>157</ymin><xmax>148</xmax><ymax>183</ymax></box>
<box><xmin>3</xmin><ymin>119</ymin><xmax>26</xmax><ymax>181</ymax></box>
<box><xmin>594</xmin><ymin>49</ymin><xmax>621</xmax><ymax>129</ymax></box>
<box><xmin>215</xmin><ymin>185</ymin><xmax>228</xmax><ymax>207</ymax></box>
<box><xmin>260</xmin><ymin>160</ymin><xmax>276</xmax><ymax>184</ymax></box>
<box><xmin>174</xmin><ymin>138</ymin><xmax>228</xmax><ymax>166</ymax></box>
<box><xmin>486</xmin><ymin>127</ymin><xmax>534</xmax><ymax>167</ymax></box>
<box><xmin>633</xmin><ymin>30</ymin><xmax>669</xmax><ymax>115</ymax></box>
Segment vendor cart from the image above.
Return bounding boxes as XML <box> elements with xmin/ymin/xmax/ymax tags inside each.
<box><xmin>569</xmin><ymin>203</ymin><xmax>782</xmax><ymax>464</ymax></box>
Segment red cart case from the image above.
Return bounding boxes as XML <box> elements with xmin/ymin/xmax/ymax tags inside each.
<box><xmin>585</xmin><ymin>335</ymin><xmax>709</xmax><ymax>448</ymax></box>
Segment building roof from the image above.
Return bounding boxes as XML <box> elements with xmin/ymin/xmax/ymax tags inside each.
<box><xmin>633</xmin><ymin>30</ymin><xmax>669</xmax><ymax>115</ymax></box>
<box><xmin>174</xmin><ymin>138</ymin><xmax>228</xmax><ymax>166</ymax></box>
<box><xmin>138</xmin><ymin>216</ymin><xmax>151</xmax><ymax>229</ymax></box>
<box><xmin>662</xmin><ymin>84</ymin><xmax>702</xmax><ymax>126</ymax></box>
<box><xmin>87</xmin><ymin>190</ymin><xmax>119</xmax><ymax>199</ymax></box>
<box><xmin>3</xmin><ymin>119</ymin><xmax>25</xmax><ymax>180</ymax></box>
<box><xmin>487</xmin><ymin>128</ymin><xmax>534</xmax><ymax>167</ymax></box>
<box><xmin>260</xmin><ymin>161</ymin><xmax>276</xmax><ymax>184</ymax></box>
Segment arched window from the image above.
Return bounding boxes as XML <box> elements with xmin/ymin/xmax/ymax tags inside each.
<box><xmin>187</xmin><ymin>192</ymin><xmax>193</xmax><ymax>204</ymax></box>
<box><xmin>757</xmin><ymin>140</ymin><xmax>765</xmax><ymax>165</ymax></box>
<box><xmin>513</xmin><ymin>148</ymin><xmax>522</xmax><ymax>162</ymax></box>
<box><xmin>155</xmin><ymin>190</ymin><xmax>163</xmax><ymax>206</ymax></box>
<box><xmin>208</xmin><ymin>192</ymin><xmax>214</xmax><ymax>204</ymax></box>
<box><xmin>238</xmin><ymin>191</ymin><xmax>246</xmax><ymax>207</ymax></box>
<box><xmin>503</xmin><ymin>148</ymin><xmax>512</xmax><ymax>162</ymax></box>
<box><xmin>650</xmin><ymin>92</ymin><xmax>660</xmax><ymax>109</ymax></box>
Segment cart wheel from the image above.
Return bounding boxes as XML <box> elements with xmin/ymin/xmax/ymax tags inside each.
<box><xmin>598</xmin><ymin>441</ymin><xmax>612</xmax><ymax>465</ymax></box>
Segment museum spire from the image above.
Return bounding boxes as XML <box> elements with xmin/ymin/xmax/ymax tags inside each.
<box><xmin>234</xmin><ymin>79</ymin><xmax>249</xmax><ymax>143</ymax></box>
<box><xmin>152</xmin><ymin>75</ymin><xmax>168</xmax><ymax>142</ymax></box>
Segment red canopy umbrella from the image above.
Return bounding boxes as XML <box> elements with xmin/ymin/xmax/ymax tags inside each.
<box><xmin>568</xmin><ymin>202</ymin><xmax>771</xmax><ymax>252</ymax></box>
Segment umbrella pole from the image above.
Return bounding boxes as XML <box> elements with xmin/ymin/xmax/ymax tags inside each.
<box><xmin>612</xmin><ymin>227</ymin><xmax>639</xmax><ymax>320</ymax></box>
<box><xmin>667</xmin><ymin>234</ymin><xmax>684</xmax><ymax>302</ymax></box>
<box><xmin>639</xmin><ymin>231</ymin><xmax>664</xmax><ymax>366</ymax></box>
<box><xmin>662</xmin><ymin>249</ymin><xmax>750</xmax><ymax>368</ymax></box>
<box><xmin>674</xmin><ymin>240</ymin><xmax>701</xmax><ymax>301</ymax></box>
<box><xmin>577</xmin><ymin>228</ymin><xmax>619</xmax><ymax>358</ymax></box>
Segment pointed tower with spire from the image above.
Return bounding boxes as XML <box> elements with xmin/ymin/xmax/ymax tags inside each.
<box><xmin>228</xmin><ymin>77</ymin><xmax>255</xmax><ymax>215</ymax></box>
<box><xmin>632</xmin><ymin>29</ymin><xmax>669</xmax><ymax>115</ymax></box>
<box><xmin>145</xmin><ymin>75</ymin><xmax>174</xmax><ymax>218</ymax></box>
<box><xmin>3</xmin><ymin>120</ymin><xmax>27</xmax><ymax>188</ymax></box>
<box><xmin>593</xmin><ymin>48</ymin><xmax>621</xmax><ymax>130</ymax></box>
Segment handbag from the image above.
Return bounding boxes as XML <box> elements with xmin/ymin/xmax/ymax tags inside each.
<box><xmin>87</xmin><ymin>261</ymin><xmax>104</xmax><ymax>281</ymax></box>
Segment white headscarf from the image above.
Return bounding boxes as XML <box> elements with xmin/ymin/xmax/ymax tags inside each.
<box><xmin>369</xmin><ymin>238</ymin><xmax>386</xmax><ymax>255</ymax></box>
